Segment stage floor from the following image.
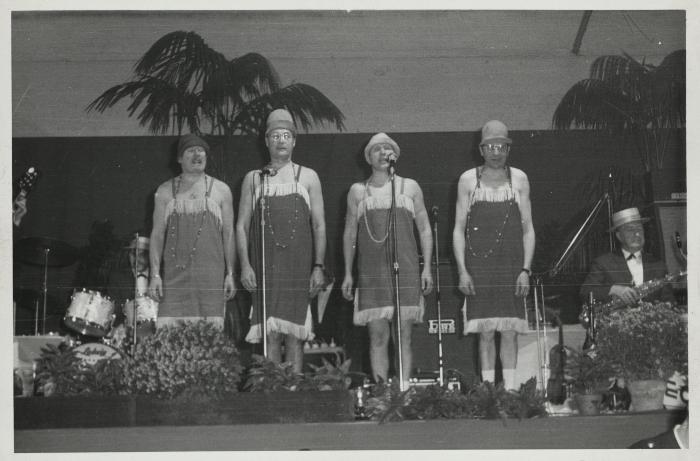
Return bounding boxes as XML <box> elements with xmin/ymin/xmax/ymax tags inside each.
<box><xmin>15</xmin><ymin>411</ymin><xmax>675</xmax><ymax>451</ymax></box>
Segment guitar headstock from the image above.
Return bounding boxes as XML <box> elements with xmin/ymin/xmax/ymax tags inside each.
<box><xmin>17</xmin><ymin>167</ymin><xmax>39</xmax><ymax>195</ymax></box>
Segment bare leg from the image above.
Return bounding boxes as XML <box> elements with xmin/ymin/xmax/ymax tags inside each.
<box><xmin>368</xmin><ymin>319</ymin><xmax>390</xmax><ymax>383</ymax></box>
<box><xmin>499</xmin><ymin>330</ymin><xmax>518</xmax><ymax>369</ymax></box>
<box><xmin>266</xmin><ymin>331</ymin><xmax>283</xmax><ymax>364</ymax></box>
<box><xmin>284</xmin><ymin>334</ymin><xmax>304</xmax><ymax>374</ymax></box>
<box><xmin>399</xmin><ymin>317</ymin><xmax>414</xmax><ymax>383</ymax></box>
<box><xmin>479</xmin><ymin>330</ymin><xmax>497</xmax><ymax>382</ymax></box>
<box><xmin>500</xmin><ymin>330</ymin><xmax>518</xmax><ymax>390</ymax></box>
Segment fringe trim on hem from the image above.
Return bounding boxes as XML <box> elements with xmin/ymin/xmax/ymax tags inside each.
<box><xmin>254</xmin><ymin>182</ymin><xmax>310</xmax><ymax>208</ymax></box>
<box><xmin>358</xmin><ymin>195</ymin><xmax>414</xmax><ymax>218</ymax></box>
<box><xmin>352</xmin><ymin>294</ymin><xmax>425</xmax><ymax>325</ymax></box>
<box><xmin>470</xmin><ymin>187</ymin><xmax>520</xmax><ymax>204</ymax></box>
<box><xmin>462</xmin><ymin>317</ymin><xmax>529</xmax><ymax>334</ymax></box>
<box><xmin>245</xmin><ymin>306</ymin><xmax>314</xmax><ymax>342</ymax></box>
<box><xmin>164</xmin><ymin>198</ymin><xmax>222</xmax><ymax>226</ymax></box>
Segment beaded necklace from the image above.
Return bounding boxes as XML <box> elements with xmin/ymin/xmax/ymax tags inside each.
<box><xmin>362</xmin><ymin>178</ymin><xmax>395</xmax><ymax>244</ymax></box>
<box><xmin>466</xmin><ymin>166</ymin><xmax>515</xmax><ymax>259</ymax></box>
<box><xmin>170</xmin><ymin>174</ymin><xmax>208</xmax><ymax>270</ymax></box>
<box><xmin>264</xmin><ymin>163</ymin><xmax>300</xmax><ymax>249</ymax></box>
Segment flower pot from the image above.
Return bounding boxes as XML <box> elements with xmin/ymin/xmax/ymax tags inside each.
<box><xmin>574</xmin><ymin>393</ymin><xmax>602</xmax><ymax>416</ymax></box>
<box><xmin>628</xmin><ymin>379</ymin><xmax>666</xmax><ymax>412</ymax></box>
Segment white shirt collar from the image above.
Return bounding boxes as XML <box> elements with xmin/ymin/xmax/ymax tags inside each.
<box><xmin>621</xmin><ymin>249</ymin><xmax>642</xmax><ymax>260</ymax></box>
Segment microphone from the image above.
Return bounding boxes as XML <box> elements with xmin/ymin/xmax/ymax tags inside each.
<box><xmin>431</xmin><ymin>205</ymin><xmax>439</xmax><ymax>222</ymax></box>
<box><xmin>387</xmin><ymin>153</ymin><xmax>397</xmax><ymax>174</ymax></box>
<box><xmin>260</xmin><ymin>166</ymin><xmax>277</xmax><ymax>177</ymax></box>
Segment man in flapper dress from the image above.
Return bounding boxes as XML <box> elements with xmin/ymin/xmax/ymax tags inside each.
<box><xmin>453</xmin><ymin>120</ymin><xmax>535</xmax><ymax>391</ymax></box>
<box><xmin>237</xmin><ymin>109</ymin><xmax>327</xmax><ymax>373</ymax></box>
<box><xmin>341</xmin><ymin>133</ymin><xmax>433</xmax><ymax>386</ymax></box>
<box><xmin>148</xmin><ymin>134</ymin><xmax>236</xmax><ymax>328</ymax></box>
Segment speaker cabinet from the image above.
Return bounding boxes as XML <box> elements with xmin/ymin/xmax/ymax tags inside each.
<box><xmin>412</xmin><ymin>263</ymin><xmax>478</xmax><ymax>383</ymax></box>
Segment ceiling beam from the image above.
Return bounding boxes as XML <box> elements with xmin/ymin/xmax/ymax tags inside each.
<box><xmin>572</xmin><ymin>11</ymin><xmax>593</xmax><ymax>55</ymax></box>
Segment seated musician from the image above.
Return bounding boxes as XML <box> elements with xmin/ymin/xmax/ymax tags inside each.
<box><xmin>579</xmin><ymin>207</ymin><xmax>675</xmax><ymax>306</ymax></box>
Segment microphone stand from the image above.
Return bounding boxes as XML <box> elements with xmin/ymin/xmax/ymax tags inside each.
<box><xmin>539</xmin><ymin>184</ymin><xmax>614</xmax><ymax>357</ymax></box>
<box><xmin>259</xmin><ymin>170</ymin><xmax>271</xmax><ymax>358</ymax></box>
<box><xmin>431</xmin><ymin>207</ymin><xmax>445</xmax><ymax>387</ymax></box>
<box><xmin>388</xmin><ymin>161</ymin><xmax>405</xmax><ymax>391</ymax></box>
<box><xmin>131</xmin><ymin>233</ymin><xmax>139</xmax><ymax>356</ymax></box>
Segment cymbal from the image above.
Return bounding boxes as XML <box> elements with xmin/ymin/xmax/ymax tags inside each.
<box><xmin>14</xmin><ymin>237</ymin><xmax>79</xmax><ymax>267</ymax></box>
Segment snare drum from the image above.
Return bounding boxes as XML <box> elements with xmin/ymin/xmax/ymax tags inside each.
<box><xmin>64</xmin><ymin>289</ymin><xmax>115</xmax><ymax>337</ymax></box>
<box><xmin>123</xmin><ymin>296</ymin><xmax>158</xmax><ymax>337</ymax></box>
<box><xmin>123</xmin><ymin>296</ymin><xmax>158</xmax><ymax>325</ymax></box>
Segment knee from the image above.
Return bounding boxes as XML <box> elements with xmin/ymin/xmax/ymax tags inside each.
<box><xmin>500</xmin><ymin>331</ymin><xmax>517</xmax><ymax>344</ymax></box>
<box><xmin>369</xmin><ymin>329</ymin><xmax>390</xmax><ymax>349</ymax></box>
<box><xmin>480</xmin><ymin>331</ymin><xmax>495</xmax><ymax>343</ymax></box>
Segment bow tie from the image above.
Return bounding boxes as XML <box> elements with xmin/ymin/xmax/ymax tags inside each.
<box><xmin>626</xmin><ymin>253</ymin><xmax>637</xmax><ymax>261</ymax></box>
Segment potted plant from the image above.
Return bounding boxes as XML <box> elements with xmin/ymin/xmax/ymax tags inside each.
<box><xmin>564</xmin><ymin>349</ymin><xmax>614</xmax><ymax>416</ymax></box>
<box><xmin>593</xmin><ymin>301</ymin><xmax>687</xmax><ymax>411</ymax></box>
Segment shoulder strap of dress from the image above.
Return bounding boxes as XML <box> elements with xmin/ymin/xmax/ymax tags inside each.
<box><xmin>294</xmin><ymin>163</ymin><xmax>302</xmax><ymax>182</ymax></box>
<box><xmin>171</xmin><ymin>177</ymin><xmax>177</xmax><ymax>196</ymax></box>
<box><xmin>400</xmin><ymin>177</ymin><xmax>405</xmax><ymax>194</ymax></box>
<box><xmin>205</xmin><ymin>175</ymin><xmax>214</xmax><ymax>198</ymax></box>
<box><xmin>364</xmin><ymin>180</ymin><xmax>372</xmax><ymax>197</ymax></box>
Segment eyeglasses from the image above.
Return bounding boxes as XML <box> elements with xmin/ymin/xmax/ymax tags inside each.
<box><xmin>481</xmin><ymin>144</ymin><xmax>510</xmax><ymax>153</ymax></box>
<box><xmin>268</xmin><ymin>132</ymin><xmax>294</xmax><ymax>142</ymax></box>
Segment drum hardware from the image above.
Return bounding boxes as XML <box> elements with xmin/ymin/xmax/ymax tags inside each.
<box><xmin>14</xmin><ymin>236</ymin><xmax>78</xmax><ymax>335</ymax></box>
<box><xmin>126</xmin><ymin>233</ymin><xmax>154</xmax><ymax>352</ymax></box>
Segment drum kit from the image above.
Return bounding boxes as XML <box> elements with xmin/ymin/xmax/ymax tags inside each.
<box><xmin>14</xmin><ymin>234</ymin><xmax>159</xmax><ymax>359</ymax></box>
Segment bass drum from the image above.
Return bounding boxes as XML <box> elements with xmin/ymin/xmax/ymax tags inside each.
<box><xmin>64</xmin><ymin>289</ymin><xmax>115</xmax><ymax>337</ymax></box>
<box><xmin>72</xmin><ymin>342</ymin><xmax>122</xmax><ymax>366</ymax></box>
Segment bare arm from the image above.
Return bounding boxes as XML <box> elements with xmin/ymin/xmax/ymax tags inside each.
<box><xmin>219</xmin><ymin>181</ymin><xmax>236</xmax><ymax>300</ymax></box>
<box><xmin>236</xmin><ymin>171</ymin><xmax>257</xmax><ymax>291</ymax></box>
<box><xmin>306</xmin><ymin>169</ymin><xmax>327</xmax><ymax>297</ymax></box>
<box><xmin>453</xmin><ymin>171</ymin><xmax>475</xmax><ymax>295</ymax></box>
<box><xmin>408</xmin><ymin>179</ymin><xmax>434</xmax><ymax>294</ymax></box>
<box><xmin>515</xmin><ymin>170</ymin><xmax>535</xmax><ymax>297</ymax></box>
<box><xmin>148</xmin><ymin>182</ymin><xmax>170</xmax><ymax>301</ymax></box>
<box><xmin>341</xmin><ymin>184</ymin><xmax>361</xmax><ymax>301</ymax></box>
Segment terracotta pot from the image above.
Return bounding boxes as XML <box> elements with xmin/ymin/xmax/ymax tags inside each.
<box><xmin>574</xmin><ymin>393</ymin><xmax>602</xmax><ymax>416</ymax></box>
<box><xmin>628</xmin><ymin>379</ymin><xmax>666</xmax><ymax>412</ymax></box>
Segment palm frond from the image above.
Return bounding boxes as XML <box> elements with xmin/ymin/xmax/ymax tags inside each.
<box><xmin>134</xmin><ymin>31</ymin><xmax>226</xmax><ymax>92</ymax></box>
<box><xmin>232</xmin><ymin>83</ymin><xmax>346</xmax><ymax>136</ymax></box>
<box><xmin>590</xmin><ymin>54</ymin><xmax>649</xmax><ymax>103</ymax></box>
<box><xmin>552</xmin><ymin>78</ymin><xmax>634</xmax><ymax>131</ymax></box>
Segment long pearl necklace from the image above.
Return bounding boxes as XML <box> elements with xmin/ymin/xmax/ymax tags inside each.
<box><xmin>466</xmin><ymin>166</ymin><xmax>514</xmax><ymax>259</ymax></box>
<box><xmin>170</xmin><ymin>174</ymin><xmax>208</xmax><ymax>270</ymax></box>
<box><xmin>264</xmin><ymin>163</ymin><xmax>300</xmax><ymax>249</ymax></box>
<box><xmin>363</xmin><ymin>178</ymin><xmax>394</xmax><ymax>245</ymax></box>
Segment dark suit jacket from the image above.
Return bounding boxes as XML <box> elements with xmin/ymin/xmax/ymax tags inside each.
<box><xmin>628</xmin><ymin>428</ymin><xmax>681</xmax><ymax>449</ymax></box>
<box><xmin>579</xmin><ymin>250</ymin><xmax>675</xmax><ymax>304</ymax></box>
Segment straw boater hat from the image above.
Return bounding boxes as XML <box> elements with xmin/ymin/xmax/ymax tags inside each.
<box><xmin>609</xmin><ymin>207</ymin><xmax>650</xmax><ymax>232</ymax></box>
<box><xmin>364</xmin><ymin>132</ymin><xmax>400</xmax><ymax>163</ymax></box>
<box><xmin>177</xmin><ymin>134</ymin><xmax>209</xmax><ymax>158</ymax></box>
<box><xmin>480</xmin><ymin>120</ymin><xmax>512</xmax><ymax>145</ymax></box>
<box><xmin>266</xmin><ymin>108</ymin><xmax>297</xmax><ymax>136</ymax></box>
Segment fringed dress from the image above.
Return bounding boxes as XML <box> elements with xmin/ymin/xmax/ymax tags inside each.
<box><xmin>353</xmin><ymin>178</ymin><xmax>424</xmax><ymax>325</ymax></box>
<box><xmin>160</xmin><ymin>175</ymin><xmax>226</xmax><ymax>319</ymax></box>
<box><xmin>462</xmin><ymin>166</ymin><xmax>528</xmax><ymax>334</ymax></box>
<box><xmin>246</xmin><ymin>164</ymin><xmax>314</xmax><ymax>342</ymax></box>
